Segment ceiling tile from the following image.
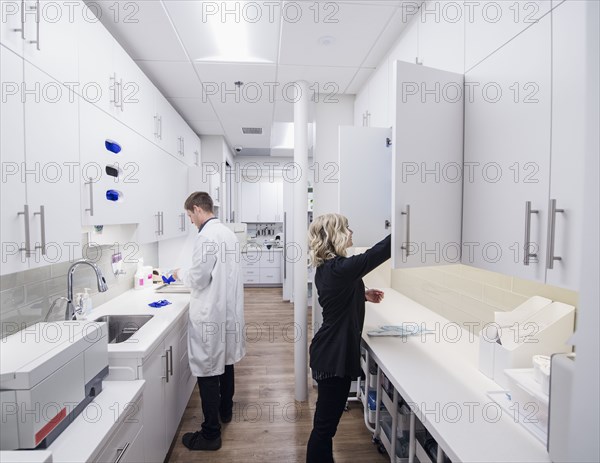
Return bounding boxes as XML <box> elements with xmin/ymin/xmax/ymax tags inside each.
<box><xmin>136</xmin><ymin>61</ymin><xmax>204</xmax><ymax>98</ymax></box>
<box><xmin>93</xmin><ymin>0</ymin><xmax>187</xmax><ymax>61</ymax></box>
<box><xmin>163</xmin><ymin>0</ymin><xmax>280</xmax><ymax>63</ymax></box>
<box><xmin>276</xmin><ymin>65</ymin><xmax>360</xmax><ymax>99</ymax></box>
<box><xmin>279</xmin><ymin>2</ymin><xmax>396</xmax><ymax>67</ymax></box>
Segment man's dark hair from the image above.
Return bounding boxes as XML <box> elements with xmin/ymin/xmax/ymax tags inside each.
<box><xmin>184</xmin><ymin>191</ymin><xmax>214</xmax><ymax>213</ymax></box>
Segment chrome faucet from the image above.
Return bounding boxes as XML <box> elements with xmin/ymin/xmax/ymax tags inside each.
<box><xmin>65</xmin><ymin>259</ymin><xmax>109</xmax><ymax>320</ymax></box>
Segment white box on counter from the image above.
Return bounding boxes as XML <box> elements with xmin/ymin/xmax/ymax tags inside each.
<box><xmin>478</xmin><ymin>297</ymin><xmax>575</xmax><ymax>389</ymax></box>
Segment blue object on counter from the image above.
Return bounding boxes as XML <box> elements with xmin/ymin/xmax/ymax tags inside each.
<box><xmin>162</xmin><ymin>274</ymin><xmax>176</xmax><ymax>285</ymax></box>
<box><xmin>148</xmin><ymin>299</ymin><xmax>172</xmax><ymax>308</ymax></box>
<box><xmin>105</xmin><ymin>139</ymin><xmax>122</xmax><ymax>153</ymax></box>
<box><xmin>106</xmin><ymin>190</ymin><xmax>120</xmax><ymax>201</ymax></box>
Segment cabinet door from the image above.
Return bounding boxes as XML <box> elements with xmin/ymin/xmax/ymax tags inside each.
<box><xmin>339</xmin><ymin>126</ymin><xmax>392</xmax><ymax>248</ymax></box>
<box><xmin>545</xmin><ymin>1</ymin><xmax>586</xmax><ymax>290</ymax></box>
<box><xmin>79</xmin><ymin>101</ymin><xmax>142</xmax><ymax>226</ymax></box>
<box><xmin>354</xmin><ymin>85</ymin><xmax>370</xmax><ymax>127</ymax></box>
<box><xmin>462</xmin><ymin>16</ymin><xmax>551</xmax><ymax>280</ymax></box>
<box><xmin>77</xmin><ymin>14</ymin><xmax>116</xmax><ymax>113</ymax></box>
<box><xmin>113</xmin><ymin>45</ymin><xmax>157</xmax><ymax>141</ymax></box>
<box><xmin>418</xmin><ymin>3</ymin><xmax>464</xmax><ymax>74</ymax></box>
<box><xmin>240</xmin><ymin>181</ymin><xmax>260</xmax><ymax>222</ymax></box>
<box><xmin>95</xmin><ymin>398</ymin><xmax>144</xmax><ymax>463</ymax></box>
<box><xmin>160</xmin><ymin>160</ymin><xmax>188</xmax><ymax>240</ymax></box>
<box><xmin>275</xmin><ymin>180</ymin><xmax>284</xmax><ymax>222</ymax></box>
<box><xmin>24</xmin><ymin>62</ymin><xmax>81</xmax><ymax>269</ymax></box>
<box><xmin>22</xmin><ymin>0</ymin><xmax>79</xmax><ymax>85</ymax></box>
<box><xmin>164</xmin><ymin>325</ymin><xmax>181</xmax><ymax>449</ymax></box>
<box><xmin>177</xmin><ymin>318</ymin><xmax>195</xmax><ymax>421</ymax></box>
<box><xmin>141</xmin><ymin>344</ymin><xmax>167</xmax><ymax>463</ymax></box>
<box><xmin>0</xmin><ymin>47</ymin><xmax>28</xmax><ymax>275</ymax></box>
<box><xmin>155</xmin><ymin>95</ymin><xmax>178</xmax><ymax>156</ymax></box>
<box><xmin>136</xmin><ymin>140</ymin><xmax>167</xmax><ymax>243</ymax></box>
<box><xmin>259</xmin><ymin>181</ymin><xmax>277</xmax><ymax>222</ymax></box>
<box><xmin>0</xmin><ymin>0</ymin><xmax>25</xmax><ymax>54</ymax></box>
<box><xmin>392</xmin><ymin>61</ymin><xmax>463</xmax><ymax>268</ymax></box>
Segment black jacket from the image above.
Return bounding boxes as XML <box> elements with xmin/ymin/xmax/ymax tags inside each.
<box><xmin>309</xmin><ymin>235</ymin><xmax>392</xmax><ymax>378</ymax></box>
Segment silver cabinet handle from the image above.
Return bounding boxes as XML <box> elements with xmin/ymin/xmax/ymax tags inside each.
<box><xmin>114</xmin><ymin>442</ymin><xmax>130</xmax><ymax>463</ymax></box>
<box><xmin>110</xmin><ymin>74</ymin><xmax>118</xmax><ymax>108</ymax></box>
<box><xmin>523</xmin><ymin>200</ymin><xmax>539</xmax><ymax>266</ymax></box>
<box><xmin>167</xmin><ymin>345</ymin><xmax>173</xmax><ymax>376</ymax></box>
<box><xmin>385</xmin><ymin>219</ymin><xmax>391</xmax><ymax>230</ymax></box>
<box><xmin>17</xmin><ymin>204</ymin><xmax>33</xmax><ymax>257</ymax></box>
<box><xmin>283</xmin><ymin>212</ymin><xmax>286</xmax><ymax>279</ymax></box>
<box><xmin>194</xmin><ymin>150</ymin><xmax>199</xmax><ymax>166</ymax></box>
<box><xmin>85</xmin><ymin>177</ymin><xmax>94</xmax><ymax>216</ymax></box>
<box><xmin>179</xmin><ymin>213</ymin><xmax>186</xmax><ymax>232</ymax></box>
<box><xmin>400</xmin><ymin>204</ymin><xmax>411</xmax><ymax>257</ymax></box>
<box><xmin>33</xmin><ymin>205</ymin><xmax>46</xmax><ymax>256</ymax></box>
<box><xmin>27</xmin><ymin>0</ymin><xmax>39</xmax><ymax>50</ymax></box>
<box><xmin>153</xmin><ymin>115</ymin><xmax>159</xmax><ymax>138</ymax></box>
<box><xmin>164</xmin><ymin>351</ymin><xmax>169</xmax><ymax>383</ymax></box>
<box><xmin>155</xmin><ymin>212</ymin><xmax>161</xmax><ymax>235</ymax></box>
<box><xmin>181</xmin><ymin>137</ymin><xmax>185</xmax><ymax>156</ymax></box>
<box><xmin>116</xmin><ymin>78</ymin><xmax>124</xmax><ymax>111</ymax></box>
<box><xmin>161</xmin><ymin>212</ymin><xmax>164</xmax><ymax>235</ymax></box>
<box><xmin>546</xmin><ymin>199</ymin><xmax>564</xmax><ymax>269</ymax></box>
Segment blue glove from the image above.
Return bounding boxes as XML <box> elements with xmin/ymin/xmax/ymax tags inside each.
<box><xmin>161</xmin><ymin>274</ymin><xmax>176</xmax><ymax>285</ymax></box>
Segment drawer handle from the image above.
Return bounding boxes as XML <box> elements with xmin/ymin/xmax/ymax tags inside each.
<box><xmin>114</xmin><ymin>442</ymin><xmax>130</xmax><ymax>463</ymax></box>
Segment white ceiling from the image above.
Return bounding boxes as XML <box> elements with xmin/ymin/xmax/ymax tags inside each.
<box><xmin>92</xmin><ymin>0</ymin><xmax>416</xmax><ymax>156</ymax></box>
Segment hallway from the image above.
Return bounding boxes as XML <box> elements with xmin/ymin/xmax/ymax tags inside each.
<box><xmin>167</xmin><ymin>287</ymin><xmax>387</xmax><ymax>462</ymax></box>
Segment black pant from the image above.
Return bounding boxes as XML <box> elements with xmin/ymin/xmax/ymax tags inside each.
<box><xmin>196</xmin><ymin>364</ymin><xmax>235</xmax><ymax>440</ymax></box>
<box><xmin>306</xmin><ymin>376</ymin><xmax>352</xmax><ymax>463</ymax></box>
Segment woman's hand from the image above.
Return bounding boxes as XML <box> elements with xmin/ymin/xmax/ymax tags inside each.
<box><xmin>365</xmin><ymin>289</ymin><xmax>384</xmax><ymax>303</ymax></box>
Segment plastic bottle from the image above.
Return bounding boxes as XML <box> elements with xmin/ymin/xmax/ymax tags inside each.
<box><xmin>134</xmin><ymin>259</ymin><xmax>145</xmax><ymax>290</ymax></box>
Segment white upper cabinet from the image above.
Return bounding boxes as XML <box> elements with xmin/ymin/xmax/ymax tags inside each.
<box><xmin>240</xmin><ymin>181</ymin><xmax>261</xmax><ymax>223</ymax></box>
<box><xmin>339</xmin><ymin>126</ymin><xmax>392</xmax><ymax>247</ymax></box>
<box><xmin>1</xmin><ymin>46</ymin><xmax>28</xmax><ymax>275</ymax></box>
<box><xmin>79</xmin><ymin>100</ymin><xmax>144</xmax><ymax>226</ymax></box>
<box><xmin>1</xmin><ymin>0</ymin><xmax>25</xmax><ymax>54</ymax></box>
<box><xmin>20</xmin><ymin>0</ymin><xmax>80</xmax><ymax>84</ymax></box>
<box><xmin>462</xmin><ymin>15</ymin><xmax>551</xmax><ymax>281</ymax></box>
<box><xmin>545</xmin><ymin>0</ymin><xmax>587</xmax><ymax>290</ymax></box>
<box><xmin>392</xmin><ymin>61</ymin><xmax>464</xmax><ymax>268</ymax></box>
<box><xmin>465</xmin><ymin>0</ymin><xmax>552</xmax><ymax>70</ymax></box>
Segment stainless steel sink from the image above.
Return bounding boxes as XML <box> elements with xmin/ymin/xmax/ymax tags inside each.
<box><xmin>94</xmin><ymin>315</ymin><xmax>153</xmax><ymax>343</ymax></box>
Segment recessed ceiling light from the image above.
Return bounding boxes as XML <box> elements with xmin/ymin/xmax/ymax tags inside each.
<box><xmin>318</xmin><ymin>35</ymin><xmax>336</xmax><ymax>46</ymax></box>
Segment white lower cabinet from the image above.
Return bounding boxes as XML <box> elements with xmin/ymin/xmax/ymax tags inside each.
<box><xmin>96</xmin><ymin>398</ymin><xmax>144</xmax><ymax>463</ymax></box>
<box><xmin>242</xmin><ymin>250</ymin><xmax>282</xmax><ymax>285</ymax></box>
<box><xmin>138</xmin><ymin>315</ymin><xmax>194</xmax><ymax>463</ymax></box>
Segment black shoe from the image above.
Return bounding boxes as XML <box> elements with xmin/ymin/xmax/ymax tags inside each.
<box><xmin>220</xmin><ymin>413</ymin><xmax>232</xmax><ymax>423</ymax></box>
<box><xmin>182</xmin><ymin>431</ymin><xmax>222</xmax><ymax>451</ymax></box>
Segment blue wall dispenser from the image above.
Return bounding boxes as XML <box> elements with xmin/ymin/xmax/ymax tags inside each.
<box><xmin>106</xmin><ymin>190</ymin><xmax>123</xmax><ymax>202</ymax></box>
<box><xmin>105</xmin><ymin>139</ymin><xmax>122</xmax><ymax>153</ymax></box>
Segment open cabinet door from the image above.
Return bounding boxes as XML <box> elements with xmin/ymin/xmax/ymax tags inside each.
<box><xmin>392</xmin><ymin>61</ymin><xmax>464</xmax><ymax>268</ymax></box>
<box><xmin>338</xmin><ymin>126</ymin><xmax>392</xmax><ymax>247</ymax></box>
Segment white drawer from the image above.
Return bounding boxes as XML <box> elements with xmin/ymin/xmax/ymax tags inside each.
<box><xmin>243</xmin><ymin>268</ymin><xmax>259</xmax><ymax>277</ymax></box>
<box><xmin>241</xmin><ymin>258</ymin><xmax>260</xmax><ymax>268</ymax></box>
<box><xmin>261</xmin><ymin>252</ymin><xmax>282</xmax><ymax>268</ymax></box>
<box><xmin>260</xmin><ymin>269</ymin><xmax>282</xmax><ymax>284</ymax></box>
<box><xmin>243</xmin><ymin>275</ymin><xmax>259</xmax><ymax>284</ymax></box>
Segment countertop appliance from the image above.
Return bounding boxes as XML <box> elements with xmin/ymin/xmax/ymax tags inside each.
<box><xmin>0</xmin><ymin>321</ymin><xmax>109</xmax><ymax>450</ymax></box>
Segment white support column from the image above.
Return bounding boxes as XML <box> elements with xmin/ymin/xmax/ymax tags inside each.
<box><xmin>293</xmin><ymin>81</ymin><xmax>309</xmax><ymax>402</ymax></box>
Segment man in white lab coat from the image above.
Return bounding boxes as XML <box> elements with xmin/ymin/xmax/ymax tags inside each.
<box><xmin>174</xmin><ymin>191</ymin><xmax>245</xmax><ymax>451</ymax></box>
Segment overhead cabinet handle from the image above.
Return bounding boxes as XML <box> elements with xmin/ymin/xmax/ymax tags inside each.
<box><xmin>546</xmin><ymin>199</ymin><xmax>564</xmax><ymax>269</ymax></box>
<box><xmin>33</xmin><ymin>205</ymin><xmax>46</xmax><ymax>255</ymax></box>
<box><xmin>27</xmin><ymin>0</ymin><xmax>40</xmax><ymax>50</ymax></box>
<box><xmin>85</xmin><ymin>177</ymin><xmax>94</xmax><ymax>216</ymax></box>
<box><xmin>400</xmin><ymin>205</ymin><xmax>411</xmax><ymax>257</ymax></box>
<box><xmin>17</xmin><ymin>204</ymin><xmax>33</xmax><ymax>257</ymax></box>
<box><xmin>523</xmin><ymin>201</ymin><xmax>539</xmax><ymax>266</ymax></box>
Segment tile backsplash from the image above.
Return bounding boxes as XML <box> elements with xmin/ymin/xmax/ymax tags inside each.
<box><xmin>0</xmin><ymin>239</ymin><xmax>158</xmax><ymax>338</ymax></box>
<box><xmin>391</xmin><ymin>264</ymin><xmax>578</xmax><ymax>329</ymax></box>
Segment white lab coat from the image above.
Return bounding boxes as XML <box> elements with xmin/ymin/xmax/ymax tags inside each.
<box><xmin>179</xmin><ymin>219</ymin><xmax>245</xmax><ymax>377</ymax></box>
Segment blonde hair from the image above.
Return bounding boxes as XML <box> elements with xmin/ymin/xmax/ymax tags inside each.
<box><xmin>308</xmin><ymin>213</ymin><xmax>352</xmax><ymax>267</ymax></box>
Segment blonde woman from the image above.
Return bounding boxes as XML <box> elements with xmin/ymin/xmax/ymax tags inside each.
<box><xmin>306</xmin><ymin>213</ymin><xmax>391</xmax><ymax>463</ymax></box>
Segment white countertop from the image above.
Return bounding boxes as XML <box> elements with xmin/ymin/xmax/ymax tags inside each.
<box><xmin>362</xmin><ymin>288</ymin><xmax>551</xmax><ymax>463</ymax></box>
<box><xmin>0</xmin><ymin>381</ymin><xmax>144</xmax><ymax>463</ymax></box>
<box><xmin>83</xmin><ymin>286</ymin><xmax>190</xmax><ymax>360</ymax></box>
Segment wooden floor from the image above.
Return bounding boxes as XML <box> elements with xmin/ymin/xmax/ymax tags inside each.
<box><xmin>167</xmin><ymin>287</ymin><xmax>388</xmax><ymax>463</ymax></box>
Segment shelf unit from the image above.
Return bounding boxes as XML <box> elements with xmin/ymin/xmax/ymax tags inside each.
<box><xmin>359</xmin><ymin>345</ymin><xmax>451</xmax><ymax>463</ymax></box>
